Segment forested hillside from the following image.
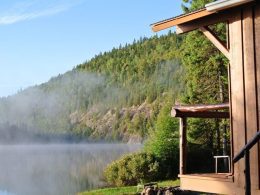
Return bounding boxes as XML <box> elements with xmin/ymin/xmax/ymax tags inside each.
<box><xmin>103</xmin><ymin>0</ymin><xmax>231</xmax><ymax>185</ymax></box>
<box><xmin>0</xmin><ymin>0</ymin><xmax>234</xmax><ymax>191</ymax></box>
<box><xmin>0</xmin><ymin>0</ymin><xmax>229</xmax><ymax>150</ymax></box>
<box><xmin>0</xmin><ymin>32</ymin><xmax>184</xmax><ymax>143</ymax></box>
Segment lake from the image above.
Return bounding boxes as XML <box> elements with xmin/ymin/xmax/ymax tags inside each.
<box><xmin>0</xmin><ymin>144</ymin><xmax>141</xmax><ymax>195</ymax></box>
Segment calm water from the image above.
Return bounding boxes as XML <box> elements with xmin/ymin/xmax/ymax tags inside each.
<box><xmin>0</xmin><ymin>144</ymin><xmax>141</xmax><ymax>195</ymax></box>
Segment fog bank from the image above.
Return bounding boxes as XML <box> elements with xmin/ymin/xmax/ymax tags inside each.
<box><xmin>0</xmin><ymin>143</ymin><xmax>141</xmax><ymax>195</ymax></box>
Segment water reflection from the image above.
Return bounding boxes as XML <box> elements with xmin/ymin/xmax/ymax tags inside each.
<box><xmin>0</xmin><ymin>144</ymin><xmax>141</xmax><ymax>195</ymax></box>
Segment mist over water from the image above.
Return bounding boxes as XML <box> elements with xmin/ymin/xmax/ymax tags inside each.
<box><xmin>0</xmin><ymin>70</ymin><xmax>131</xmax><ymax>143</ymax></box>
<box><xmin>0</xmin><ymin>143</ymin><xmax>141</xmax><ymax>195</ymax></box>
<box><xmin>0</xmin><ymin>67</ymin><xmax>142</xmax><ymax>195</ymax></box>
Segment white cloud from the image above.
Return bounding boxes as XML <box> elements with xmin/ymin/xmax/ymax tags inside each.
<box><xmin>0</xmin><ymin>0</ymin><xmax>80</xmax><ymax>25</ymax></box>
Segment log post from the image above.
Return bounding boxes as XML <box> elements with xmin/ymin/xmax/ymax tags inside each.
<box><xmin>180</xmin><ymin>117</ymin><xmax>187</xmax><ymax>175</ymax></box>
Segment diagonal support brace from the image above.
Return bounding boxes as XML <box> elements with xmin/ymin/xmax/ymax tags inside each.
<box><xmin>200</xmin><ymin>26</ymin><xmax>230</xmax><ymax>60</ymax></box>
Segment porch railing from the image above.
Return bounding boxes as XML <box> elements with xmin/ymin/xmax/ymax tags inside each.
<box><xmin>233</xmin><ymin>131</ymin><xmax>260</xmax><ymax>195</ymax></box>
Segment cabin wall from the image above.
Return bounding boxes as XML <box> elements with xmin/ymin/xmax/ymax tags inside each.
<box><xmin>229</xmin><ymin>3</ymin><xmax>260</xmax><ymax>191</ymax></box>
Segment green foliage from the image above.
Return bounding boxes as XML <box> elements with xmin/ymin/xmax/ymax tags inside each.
<box><xmin>187</xmin><ymin>142</ymin><xmax>214</xmax><ymax>173</ymax></box>
<box><xmin>104</xmin><ymin>152</ymin><xmax>160</xmax><ymax>186</ymax></box>
<box><xmin>145</xmin><ymin>103</ymin><xmax>179</xmax><ymax>178</ymax></box>
<box><xmin>73</xmin><ymin>124</ymin><xmax>94</xmax><ymax>138</ymax></box>
<box><xmin>182</xmin><ymin>0</ymin><xmax>215</xmax><ymax>12</ymax></box>
<box><xmin>179</xmin><ymin>0</ymin><xmax>230</xmax><ymax>170</ymax></box>
<box><xmin>77</xmin><ymin>33</ymin><xmax>183</xmax><ymax>111</ymax></box>
<box><xmin>104</xmin><ymin>101</ymin><xmax>181</xmax><ymax>185</ymax></box>
<box><xmin>180</xmin><ymin>30</ymin><xmax>228</xmax><ymax>104</ymax></box>
<box><xmin>0</xmin><ymin>32</ymin><xmax>184</xmax><ymax>141</ymax></box>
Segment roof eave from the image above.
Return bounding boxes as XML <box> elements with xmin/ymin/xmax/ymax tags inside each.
<box><xmin>151</xmin><ymin>8</ymin><xmax>214</xmax><ymax>32</ymax></box>
<box><xmin>151</xmin><ymin>0</ymin><xmax>256</xmax><ymax>33</ymax></box>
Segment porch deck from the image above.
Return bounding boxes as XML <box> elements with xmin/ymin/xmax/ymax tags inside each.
<box><xmin>179</xmin><ymin>173</ymin><xmax>235</xmax><ymax>194</ymax></box>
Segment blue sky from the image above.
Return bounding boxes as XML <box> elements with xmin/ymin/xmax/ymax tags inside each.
<box><xmin>0</xmin><ymin>0</ymin><xmax>182</xmax><ymax>97</ymax></box>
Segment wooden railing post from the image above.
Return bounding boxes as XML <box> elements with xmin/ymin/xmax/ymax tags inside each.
<box><xmin>245</xmin><ymin>150</ymin><xmax>251</xmax><ymax>195</ymax></box>
<box><xmin>180</xmin><ymin>117</ymin><xmax>187</xmax><ymax>175</ymax></box>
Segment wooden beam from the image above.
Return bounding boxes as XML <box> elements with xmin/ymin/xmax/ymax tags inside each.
<box><xmin>153</xmin><ymin>2</ymin><xmax>256</xmax><ymax>34</ymax></box>
<box><xmin>229</xmin><ymin>9</ymin><xmax>246</xmax><ymax>188</ymax></box>
<box><xmin>176</xmin><ymin>9</ymin><xmax>234</xmax><ymax>34</ymax></box>
<box><xmin>173</xmin><ymin>103</ymin><xmax>229</xmax><ymax>112</ymax></box>
<box><xmin>200</xmin><ymin>26</ymin><xmax>230</xmax><ymax>59</ymax></box>
<box><xmin>172</xmin><ymin>110</ymin><xmax>230</xmax><ymax>118</ymax></box>
<box><xmin>151</xmin><ymin>9</ymin><xmax>214</xmax><ymax>32</ymax></box>
<box><xmin>180</xmin><ymin>118</ymin><xmax>187</xmax><ymax>175</ymax></box>
<box><xmin>242</xmin><ymin>6</ymin><xmax>259</xmax><ymax>189</ymax></box>
<box><xmin>254</xmin><ymin>3</ymin><xmax>260</xmax><ymax>190</ymax></box>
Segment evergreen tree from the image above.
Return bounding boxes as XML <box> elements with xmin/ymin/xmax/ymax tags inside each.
<box><xmin>180</xmin><ymin>0</ymin><xmax>230</xmax><ymax>162</ymax></box>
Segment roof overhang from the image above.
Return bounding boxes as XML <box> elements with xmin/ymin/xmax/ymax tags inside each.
<box><xmin>151</xmin><ymin>0</ymin><xmax>255</xmax><ymax>33</ymax></box>
<box><xmin>151</xmin><ymin>8</ymin><xmax>214</xmax><ymax>32</ymax></box>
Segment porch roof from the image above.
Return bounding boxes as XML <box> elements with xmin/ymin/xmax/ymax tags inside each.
<box><xmin>151</xmin><ymin>0</ymin><xmax>255</xmax><ymax>33</ymax></box>
<box><xmin>171</xmin><ymin>103</ymin><xmax>229</xmax><ymax>118</ymax></box>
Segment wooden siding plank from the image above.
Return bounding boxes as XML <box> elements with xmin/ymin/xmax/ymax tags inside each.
<box><xmin>243</xmin><ymin>6</ymin><xmax>259</xmax><ymax>190</ymax></box>
<box><xmin>229</xmin><ymin>10</ymin><xmax>246</xmax><ymax>188</ymax></box>
<box><xmin>254</xmin><ymin>3</ymin><xmax>260</xmax><ymax>190</ymax></box>
<box><xmin>228</xmin><ymin>62</ymin><xmax>234</xmax><ymax>174</ymax></box>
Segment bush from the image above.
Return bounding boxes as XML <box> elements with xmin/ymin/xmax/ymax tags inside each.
<box><xmin>104</xmin><ymin>152</ymin><xmax>159</xmax><ymax>186</ymax></box>
<box><xmin>104</xmin><ymin>103</ymin><xmax>179</xmax><ymax>187</ymax></box>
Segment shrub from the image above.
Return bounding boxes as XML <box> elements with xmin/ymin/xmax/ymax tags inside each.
<box><xmin>144</xmin><ymin>103</ymin><xmax>179</xmax><ymax>179</ymax></box>
<box><xmin>104</xmin><ymin>152</ymin><xmax>159</xmax><ymax>186</ymax></box>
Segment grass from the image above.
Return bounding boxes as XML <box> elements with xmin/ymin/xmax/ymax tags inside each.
<box><xmin>78</xmin><ymin>180</ymin><xmax>180</xmax><ymax>195</ymax></box>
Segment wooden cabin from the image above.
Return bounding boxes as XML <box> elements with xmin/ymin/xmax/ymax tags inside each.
<box><xmin>151</xmin><ymin>0</ymin><xmax>260</xmax><ymax>194</ymax></box>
